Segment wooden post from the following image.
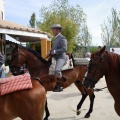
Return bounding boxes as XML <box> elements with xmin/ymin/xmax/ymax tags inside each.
<box><xmin>41</xmin><ymin>39</ymin><xmax>47</xmax><ymax>58</ymax></box>
<box><xmin>47</xmin><ymin>41</ymin><xmax>51</xmax><ymax>53</ymax></box>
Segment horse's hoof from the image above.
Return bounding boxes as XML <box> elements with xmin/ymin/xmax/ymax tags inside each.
<box><xmin>76</xmin><ymin>110</ymin><xmax>81</xmax><ymax>115</ymax></box>
<box><xmin>84</xmin><ymin>114</ymin><xmax>90</xmax><ymax>118</ymax></box>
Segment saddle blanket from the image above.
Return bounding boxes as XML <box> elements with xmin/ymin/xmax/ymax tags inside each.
<box><xmin>49</xmin><ymin>55</ymin><xmax>73</xmax><ymax>75</ymax></box>
<box><xmin>74</xmin><ymin>58</ymin><xmax>89</xmax><ymax>65</ymax></box>
<box><xmin>0</xmin><ymin>73</ymin><xmax>32</xmax><ymax>95</ymax></box>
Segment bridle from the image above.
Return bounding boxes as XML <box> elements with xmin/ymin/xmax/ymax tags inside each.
<box><xmin>10</xmin><ymin>48</ymin><xmax>27</xmax><ymax>75</ymax></box>
<box><xmin>84</xmin><ymin>54</ymin><xmax>104</xmax><ymax>88</ymax></box>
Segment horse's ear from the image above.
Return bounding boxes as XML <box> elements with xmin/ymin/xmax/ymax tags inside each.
<box><xmin>12</xmin><ymin>43</ymin><xmax>18</xmax><ymax>49</ymax></box>
<box><xmin>99</xmin><ymin>46</ymin><xmax>106</xmax><ymax>55</ymax></box>
<box><xmin>15</xmin><ymin>43</ymin><xmax>18</xmax><ymax>48</ymax></box>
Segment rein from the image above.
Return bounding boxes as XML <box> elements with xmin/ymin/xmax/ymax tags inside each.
<box><xmin>11</xmin><ymin>48</ymin><xmax>46</xmax><ymax>73</ymax></box>
<box><xmin>93</xmin><ymin>56</ymin><xmax>104</xmax><ymax>79</ymax></box>
<box><xmin>31</xmin><ymin>77</ymin><xmax>43</xmax><ymax>85</ymax></box>
<box><xmin>85</xmin><ymin>55</ymin><xmax>105</xmax><ymax>84</ymax></box>
<box><xmin>18</xmin><ymin>50</ymin><xmax>48</xmax><ymax>72</ymax></box>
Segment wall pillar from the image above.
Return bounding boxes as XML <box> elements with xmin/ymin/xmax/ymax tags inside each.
<box><xmin>41</xmin><ymin>39</ymin><xmax>47</xmax><ymax>58</ymax></box>
<box><xmin>47</xmin><ymin>41</ymin><xmax>51</xmax><ymax>53</ymax></box>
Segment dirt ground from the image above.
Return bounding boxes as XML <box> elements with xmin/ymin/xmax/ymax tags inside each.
<box><xmin>10</xmin><ymin>75</ymin><xmax>119</xmax><ymax>120</ymax></box>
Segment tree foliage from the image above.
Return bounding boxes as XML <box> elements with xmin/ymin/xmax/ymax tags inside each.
<box><xmin>27</xmin><ymin>12</ymin><xmax>41</xmax><ymax>53</ymax></box>
<box><xmin>29</xmin><ymin>12</ymin><xmax>36</xmax><ymax>28</ymax></box>
<box><xmin>101</xmin><ymin>8</ymin><xmax>120</xmax><ymax>47</ymax></box>
<box><xmin>77</xmin><ymin>23</ymin><xmax>92</xmax><ymax>47</ymax></box>
<box><xmin>36</xmin><ymin>0</ymin><xmax>91</xmax><ymax>52</ymax></box>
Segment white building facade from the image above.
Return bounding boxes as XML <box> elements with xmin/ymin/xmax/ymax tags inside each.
<box><xmin>0</xmin><ymin>0</ymin><xmax>4</xmax><ymax>19</ymax></box>
<box><xmin>0</xmin><ymin>0</ymin><xmax>52</xmax><ymax>59</ymax></box>
<box><xmin>0</xmin><ymin>0</ymin><xmax>5</xmax><ymax>55</ymax></box>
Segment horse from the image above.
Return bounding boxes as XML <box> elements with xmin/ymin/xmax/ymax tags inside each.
<box><xmin>83</xmin><ymin>46</ymin><xmax>120</xmax><ymax>116</ymax></box>
<box><xmin>0</xmin><ymin>77</ymin><xmax>46</xmax><ymax>120</ymax></box>
<box><xmin>0</xmin><ymin>52</ymin><xmax>57</xmax><ymax>120</ymax></box>
<box><xmin>10</xmin><ymin>44</ymin><xmax>95</xmax><ymax>119</ymax></box>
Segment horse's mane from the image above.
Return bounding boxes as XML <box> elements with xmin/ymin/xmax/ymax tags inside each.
<box><xmin>104</xmin><ymin>51</ymin><xmax>120</xmax><ymax>72</ymax></box>
<box><xmin>19</xmin><ymin>46</ymin><xmax>75</xmax><ymax>65</ymax></box>
<box><xmin>19</xmin><ymin>46</ymin><xmax>51</xmax><ymax>64</ymax></box>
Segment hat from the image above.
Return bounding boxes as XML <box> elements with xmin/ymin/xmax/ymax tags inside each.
<box><xmin>50</xmin><ymin>24</ymin><xmax>64</xmax><ymax>30</ymax></box>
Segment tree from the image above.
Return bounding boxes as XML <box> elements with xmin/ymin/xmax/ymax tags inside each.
<box><xmin>77</xmin><ymin>22</ymin><xmax>92</xmax><ymax>48</ymax></box>
<box><xmin>36</xmin><ymin>0</ymin><xmax>90</xmax><ymax>52</ymax></box>
<box><xmin>101</xmin><ymin>8</ymin><xmax>120</xmax><ymax>47</ymax></box>
<box><xmin>28</xmin><ymin>12</ymin><xmax>41</xmax><ymax>53</ymax></box>
<box><xmin>29</xmin><ymin>12</ymin><xmax>36</xmax><ymax>28</ymax></box>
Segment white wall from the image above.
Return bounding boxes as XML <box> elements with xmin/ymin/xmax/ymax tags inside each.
<box><xmin>0</xmin><ymin>0</ymin><xmax>4</xmax><ymax>19</ymax></box>
<box><xmin>0</xmin><ymin>0</ymin><xmax>5</xmax><ymax>56</ymax></box>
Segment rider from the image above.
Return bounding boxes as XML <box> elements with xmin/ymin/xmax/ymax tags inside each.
<box><xmin>45</xmin><ymin>24</ymin><xmax>68</xmax><ymax>92</ymax></box>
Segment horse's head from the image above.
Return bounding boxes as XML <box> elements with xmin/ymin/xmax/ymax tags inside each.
<box><xmin>83</xmin><ymin>46</ymin><xmax>106</xmax><ymax>89</ymax></box>
<box><xmin>10</xmin><ymin>44</ymin><xmax>27</xmax><ymax>75</ymax></box>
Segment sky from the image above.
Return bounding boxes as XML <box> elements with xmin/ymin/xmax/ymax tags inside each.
<box><xmin>4</xmin><ymin>0</ymin><xmax>120</xmax><ymax>46</ymax></box>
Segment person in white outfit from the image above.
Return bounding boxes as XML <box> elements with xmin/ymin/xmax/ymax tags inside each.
<box><xmin>85</xmin><ymin>52</ymin><xmax>91</xmax><ymax>61</ymax></box>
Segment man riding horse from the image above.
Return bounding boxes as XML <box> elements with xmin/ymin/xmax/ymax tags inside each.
<box><xmin>45</xmin><ymin>24</ymin><xmax>68</xmax><ymax>92</ymax></box>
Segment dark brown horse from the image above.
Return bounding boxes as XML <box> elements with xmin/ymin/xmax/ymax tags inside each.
<box><xmin>83</xmin><ymin>46</ymin><xmax>120</xmax><ymax>116</ymax></box>
<box><xmin>10</xmin><ymin>44</ymin><xmax>95</xmax><ymax>119</ymax></box>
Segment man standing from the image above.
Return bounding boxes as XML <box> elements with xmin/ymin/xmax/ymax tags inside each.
<box><xmin>85</xmin><ymin>52</ymin><xmax>91</xmax><ymax>61</ymax></box>
<box><xmin>45</xmin><ymin>24</ymin><xmax>68</xmax><ymax>92</ymax></box>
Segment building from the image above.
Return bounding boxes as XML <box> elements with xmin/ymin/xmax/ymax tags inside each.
<box><xmin>0</xmin><ymin>0</ymin><xmax>6</xmax><ymax>55</ymax></box>
<box><xmin>0</xmin><ymin>0</ymin><xmax>52</xmax><ymax>59</ymax></box>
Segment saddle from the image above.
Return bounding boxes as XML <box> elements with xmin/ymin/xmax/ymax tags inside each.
<box><xmin>49</xmin><ymin>54</ymin><xmax>74</xmax><ymax>75</ymax></box>
<box><xmin>0</xmin><ymin>73</ymin><xmax>32</xmax><ymax>95</ymax></box>
<box><xmin>49</xmin><ymin>52</ymin><xmax>89</xmax><ymax>75</ymax></box>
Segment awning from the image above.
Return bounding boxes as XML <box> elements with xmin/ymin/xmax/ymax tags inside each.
<box><xmin>0</xmin><ymin>19</ymin><xmax>52</xmax><ymax>42</ymax></box>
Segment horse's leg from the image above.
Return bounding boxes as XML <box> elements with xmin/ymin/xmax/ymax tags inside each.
<box><xmin>114</xmin><ymin>101</ymin><xmax>120</xmax><ymax>116</ymax></box>
<box><xmin>77</xmin><ymin>93</ymin><xmax>88</xmax><ymax>115</ymax></box>
<box><xmin>84</xmin><ymin>90</ymin><xmax>95</xmax><ymax>118</ymax></box>
<box><xmin>44</xmin><ymin>99</ymin><xmax>50</xmax><ymax>120</ymax></box>
<box><xmin>74</xmin><ymin>81</ymin><xmax>88</xmax><ymax>115</ymax></box>
<box><xmin>75</xmin><ymin>80</ymin><xmax>95</xmax><ymax>118</ymax></box>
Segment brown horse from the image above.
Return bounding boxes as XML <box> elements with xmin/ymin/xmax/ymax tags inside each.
<box><xmin>0</xmin><ymin>52</ymin><xmax>57</xmax><ymax>119</ymax></box>
<box><xmin>10</xmin><ymin>44</ymin><xmax>95</xmax><ymax>119</ymax></box>
<box><xmin>83</xmin><ymin>46</ymin><xmax>120</xmax><ymax>116</ymax></box>
<box><xmin>0</xmin><ymin>79</ymin><xmax>46</xmax><ymax>120</ymax></box>
<box><xmin>0</xmin><ymin>74</ymin><xmax>57</xmax><ymax>120</ymax></box>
